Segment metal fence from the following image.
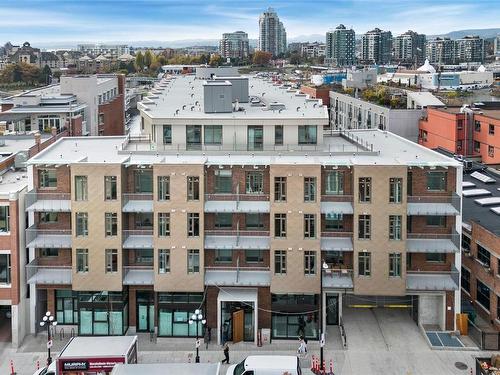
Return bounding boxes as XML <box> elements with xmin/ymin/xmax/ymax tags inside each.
<box><xmin>468</xmin><ymin>318</ymin><xmax>500</xmax><ymax>350</ymax></box>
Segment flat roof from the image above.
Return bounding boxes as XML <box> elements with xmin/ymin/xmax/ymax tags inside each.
<box><xmin>111</xmin><ymin>363</ymin><xmax>220</xmax><ymax>375</ymax></box>
<box><xmin>0</xmin><ymin>170</ymin><xmax>28</xmax><ymax>195</ymax></box>
<box><xmin>462</xmin><ymin>170</ymin><xmax>500</xmax><ymax>236</ymax></box>
<box><xmin>0</xmin><ymin>134</ymin><xmax>51</xmax><ymax>155</ymax></box>
<box><xmin>139</xmin><ymin>75</ymin><xmax>328</xmax><ymax>121</ymax></box>
<box><xmin>407</xmin><ymin>91</ymin><xmax>445</xmax><ymax>107</ymax></box>
<box><xmin>27</xmin><ymin>130</ymin><xmax>459</xmax><ymax>167</ymax></box>
<box><xmin>59</xmin><ymin>336</ymin><xmax>137</xmax><ymax>358</ymax></box>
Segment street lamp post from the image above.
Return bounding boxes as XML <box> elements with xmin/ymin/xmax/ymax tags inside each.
<box><xmin>39</xmin><ymin>311</ymin><xmax>57</xmax><ymax>366</ymax></box>
<box><xmin>189</xmin><ymin>309</ymin><xmax>206</xmax><ymax>363</ymax></box>
<box><xmin>320</xmin><ymin>260</ymin><xmax>329</xmax><ymax>370</ymax></box>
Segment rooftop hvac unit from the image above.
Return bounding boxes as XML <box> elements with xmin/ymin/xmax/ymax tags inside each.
<box><xmin>14</xmin><ymin>151</ymin><xmax>28</xmax><ymax>169</ymax></box>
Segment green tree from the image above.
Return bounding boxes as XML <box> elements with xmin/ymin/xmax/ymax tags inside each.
<box><xmin>289</xmin><ymin>53</ymin><xmax>302</xmax><ymax>65</ymax></box>
<box><xmin>209</xmin><ymin>53</ymin><xmax>223</xmax><ymax>67</ymax></box>
<box><xmin>39</xmin><ymin>64</ymin><xmax>52</xmax><ymax>84</ymax></box>
<box><xmin>135</xmin><ymin>51</ymin><xmax>145</xmax><ymax>71</ymax></box>
<box><xmin>144</xmin><ymin>50</ymin><xmax>154</xmax><ymax>69</ymax></box>
<box><xmin>252</xmin><ymin>51</ymin><xmax>272</xmax><ymax>66</ymax></box>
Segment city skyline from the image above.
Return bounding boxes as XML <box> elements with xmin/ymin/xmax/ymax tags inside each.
<box><xmin>0</xmin><ymin>0</ymin><xmax>499</xmax><ymax>47</ymax></box>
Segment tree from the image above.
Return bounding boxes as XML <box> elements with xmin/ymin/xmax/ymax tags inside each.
<box><xmin>144</xmin><ymin>50</ymin><xmax>154</xmax><ymax>69</ymax></box>
<box><xmin>253</xmin><ymin>51</ymin><xmax>272</xmax><ymax>66</ymax></box>
<box><xmin>39</xmin><ymin>65</ymin><xmax>52</xmax><ymax>84</ymax></box>
<box><xmin>289</xmin><ymin>53</ymin><xmax>302</xmax><ymax>65</ymax></box>
<box><xmin>209</xmin><ymin>53</ymin><xmax>223</xmax><ymax>67</ymax></box>
<box><xmin>135</xmin><ymin>51</ymin><xmax>145</xmax><ymax>71</ymax></box>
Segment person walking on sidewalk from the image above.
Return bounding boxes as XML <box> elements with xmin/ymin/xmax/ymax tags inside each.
<box><xmin>221</xmin><ymin>343</ymin><xmax>230</xmax><ymax>364</ymax></box>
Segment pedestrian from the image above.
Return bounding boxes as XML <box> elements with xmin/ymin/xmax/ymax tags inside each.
<box><xmin>221</xmin><ymin>342</ymin><xmax>230</xmax><ymax>364</ymax></box>
<box><xmin>297</xmin><ymin>337</ymin><xmax>306</xmax><ymax>355</ymax></box>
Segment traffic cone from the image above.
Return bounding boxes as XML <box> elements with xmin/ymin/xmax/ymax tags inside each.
<box><xmin>36</xmin><ymin>360</ymin><xmax>40</xmax><ymax>370</ymax></box>
<box><xmin>310</xmin><ymin>355</ymin><xmax>315</xmax><ymax>372</ymax></box>
<box><xmin>329</xmin><ymin>359</ymin><xmax>334</xmax><ymax>375</ymax></box>
<box><xmin>10</xmin><ymin>360</ymin><xmax>16</xmax><ymax>375</ymax></box>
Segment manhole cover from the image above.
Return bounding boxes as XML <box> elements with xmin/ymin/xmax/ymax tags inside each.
<box><xmin>455</xmin><ymin>362</ymin><xmax>468</xmax><ymax>370</ymax></box>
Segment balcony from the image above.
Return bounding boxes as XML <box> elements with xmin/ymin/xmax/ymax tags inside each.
<box><xmin>407</xmin><ymin>194</ymin><xmax>460</xmax><ymax>216</ymax></box>
<box><xmin>322</xmin><ymin>268</ymin><xmax>354</xmax><ymax>289</ymax></box>
<box><xmin>407</xmin><ymin>233</ymin><xmax>460</xmax><ymax>253</ymax></box>
<box><xmin>204</xmin><ymin>230</ymin><xmax>270</xmax><ymax>250</ymax></box>
<box><xmin>122</xmin><ymin>193</ymin><xmax>153</xmax><ymax>213</ymax></box>
<box><xmin>205</xmin><ymin>266</ymin><xmax>271</xmax><ymax>287</ymax></box>
<box><xmin>26</xmin><ymin>226</ymin><xmax>72</xmax><ymax>248</ymax></box>
<box><xmin>320</xmin><ymin>232</ymin><xmax>353</xmax><ymax>251</ymax></box>
<box><xmin>320</xmin><ymin>195</ymin><xmax>354</xmax><ymax>215</ymax></box>
<box><xmin>204</xmin><ymin>194</ymin><xmax>270</xmax><ymax>213</ymax></box>
<box><xmin>406</xmin><ymin>267</ymin><xmax>459</xmax><ymax>291</ymax></box>
<box><xmin>26</xmin><ymin>258</ymin><xmax>72</xmax><ymax>285</ymax></box>
<box><xmin>25</xmin><ymin>190</ymin><xmax>71</xmax><ymax>212</ymax></box>
<box><xmin>122</xmin><ymin>230</ymin><xmax>153</xmax><ymax>248</ymax></box>
<box><xmin>122</xmin><ymin>265</ymin><xmax>154</xmax><ymax>285</ymax></box>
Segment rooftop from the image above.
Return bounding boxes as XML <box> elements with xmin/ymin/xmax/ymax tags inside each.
<box><xmin>0</xmin><ymin>169</ymin><xmax>29</xmax><ymax>196</ymax></box>
<box><xmin>27</xmin><ymin>130</ymin><xmax>459</xmax><ymax>167</ymax></box>
<box><xmin>462</xmin><ymin>169</ymin><xmax>500</xmax><ymax>236</ymax></box>
<box><xmin>59</xmin><ymin>336</ymin><xmax>137</xmax><ymax>358</ymax></box>
<box><xmin>111</xmin><ymin>363</ymin><xmax>220</xmax><ymax>375</ymax></box>
<box><xmin>139</xmin><ymin>75</ymin><xmax>328</xmax><ymax>121</ymax></box>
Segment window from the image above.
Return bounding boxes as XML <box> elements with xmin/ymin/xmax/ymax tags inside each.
<box><xmin>215</xmin><ymin>249</ymin><xmax>232</xmax><ymax>263</ymax></box>
<box><xmin>426</xmin><ymin>171</ymin><xmax>446</xmax><ymax>191</ymax></box>
<box><xmin>426</xmin><ymin>253</ymin><xmax>446</xmax><ymax>263</ymax></box>
<box><xmin>246</xmin><ymin>249</ymin><xmax>264</xmax><ymax>263</ymax></box>
<box><xmin>274</xmin><ymin>177</ymin><xmax>286</xmax><ymax>202</ymax></box>
<box><xmin>41</xmin><ymin>248</ymin><xmax>58</xmax><ymax>257</ymax></box>
<box><xmin>426</xmin><ymin>216</ymin><xmax>446</xmax><ymax>227</ymax></box>
<box><xmin>39</xmin><ymin>169</ymin><xmax>57</xmax><ymax>188</ymax></box>
<box><xmin>462</xmin><ymin>234</ymin><xmax>471</xmax><ymax>251</ymax></box>
<box><xmin>158</xmin><ymin>249</ymin><xmax>170</xmax><ymax>273</ymax></box>
<box><xmin>187</xmin><ymin>176</ymin><xmax>200</xmax><ymax>200</ymax></box>
<box><xmin>105</xmin><ymin>213</ymin><xmax>117</xmax><ymax>236</ymax></box>
<box><xmin>477</xmin><ymin>244</ymin><xmax>491</xmax><ymax>267</ymax></box>
<box><xmin>489</xmin><ymin>124</ymin><xmax>495</xmax><ymax>135</ymax></box>
<box><xmin>358</xmin><ymin>252</ymin><xmax>371</xmax><ymax>276</ymax></box>
<box><xmin>476</xmin><ymin>280</ymin><xmax>490</xmax><ymax>310</ymax></box>
<box><xmin>246</xmin><ymin>213</ymin><xmax>263</xmax><ymax>229</ymax></box>
<box><xmin>135</xmin><ymin>249</ymin><xmax>153</xmax><ymax>264</ymax></box>
<box><xmin>104</xmin><ymin>176</ymin><xmax>117</xmax><ymax>200</ymax></box>
<box><xmin>157</xmin><ymin>176</ymin><xmax>170</xmax><ymax>200</ymax></box>
<box><xmin>304</xmin><ymin>177</ymin><xmax>316</xmax><ymax>202</ymax></box>
<box><xmin>215</xmin><ymin>213</ymin><xmax>232</xmax><ymax>229</ymax></box>
<box><xmin>39</xmin><ymin>212</ymin><xmax>58</xmax><ymax>224</ymax></box>
<box><xmin>325</xmin><ymin>213</ymin><xmax>343</xmax><ymax>230</ymax></box>
<box><xmin>474</xmin><ymin>120</ymin><xmax>481</xmax><ymax>132</ymax></box>
<box><xmin>76</xmin><ymin>212</ymin><xmax>88</xmax><ymax>236</ymax></box>
<box><xmin>358</xmin><ymin>177</ymin><xmax>371</xmax><ymax>202</ymax></box>
<box><xmin>474</xmin><ymin>141</ymin><xmax>481</xmax><ymax>153</ymax></box>
<box><xmin>457</xmin><ymin>120</ymin><xmax>463</xmax><ymax>130</ymax></box>
<box><xmin>163</xmin><ymin>125</ymin><xmax>172</xmax><ymax>144</ymax></box>
<box><xmin>204</xmin><ymin>125</ymin><xmax>222</xmax><ymax>145</ymax></box>
<box><xmin>187</xmin><ymin>213</ymin><xmax>199</xmax><ymax>237</ymax></box>
<box><xmin>158</xmin><ymin>213</ymin><xmax>170</xmax><ymax>236</ymax></box>
<box><xmin>298</xmin><ymin>125</ymin><xmax>317</xmax><ymax>144</ymax></box>
<box><xmin>135</xmin><ymin>213</ymin><xmax>153</xmax><ymax>228</ymax></box>
<box><xmin>389</xmin><ymin>178</ymin><xmax>402</xmax><ymax>203</ymax></box>
<box><xmin>215</xmin><ymin>170</ymin><xmax>232</xmax><ymax>193</ymax></box>
<box><xmin>0</xmin><ymin>254</ymin><xmax>11</xmax><ymax>284</ymax></box>
<box><xmin>274</xmin><ymin>250</ymin><xmax>286</xmax><ymax>275</ymax></box>
<box><xmin>0</xmin><ymin>206</ymin><xmax>8</xmax><ymax>233</ymax></box>
<box><xmin>489</xmin><ymin>146</ymin><xmax>494</xmax><ymax>158</ymax></box>
<box><xmin>55</xmin><ymin>290</ymin><xmax>77</xmax><ymax>324</ymax></box>
<box><xmin>247</xmin><ymin>125</ymin><xmax>263</xmax><ymax>151</ymax></box>
<box><xmin>389</xmin><ymin>253</ymin><xmax>401</xmax><ymax>277</ymax></box>
<box><xmin>325</xmin><ymin>171</ymin><xmax>343</xmax><ymax>195</ymax></box>
<box><xmin>186</xmin><ymin>125</ymin><xmax>202</xmax><ymax>150</ymax></box>
<box><xmin>389</xmin><ymin>215</ymin><xmax>402</xmax><ymax>240</ymax></box>
<box><xmin>304</xmin><ymin>214</ymin><xmax>316</xmax><ymax>238</ymax></box>
<box><xmin>74</xmin><ymin>176</ymin><xmax>88</xmax><ymax>201</ymax></box>
<box><xmin>246</xmin><ymin>172</ymin><xmax>264</xmax><ymax>194</ymax></box>
<box><xmin>304</xmin><ymin>251</ymin><xmax>316</xmax><ymax>275</ymax></box>
<box><xmin>358</xmin><ymin>215</ymin><xmax>371</xmax><ymax>239</ymax></box>
<box><xmin>275</xmin><ymin>125</ymin><xmax>283</xmax><ymax>145</ymax></box>
<box><xmin>37</xmin><ymin>115</ymin><xmax>61</xmax><ymax>132</ymax></box>
<box><xmin>105</xmin><ymin>249</ymin><xmax>118</xmax><ymax>273</ymax></box>
<box><xmin>461</xmin><ymin>267</ymin><xmax>470</xmax><ymax>293</ymax></box>
<box><xmin>187</xmin><ymin>249</ymin><xmax>200</xmax><ymax>273</ymax></box>
<box><xmin>274</xmin><ymin>214</ymin><xmax>286</xmax><ymax>237</ymax></box>
<box><xmin>76</xmin><ymin>249</ymin><xmax>89</xmax><ymax>273</ymax></box>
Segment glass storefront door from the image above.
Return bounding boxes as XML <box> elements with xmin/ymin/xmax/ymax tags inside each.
<box><xmin>221</xmin><ymin>301</ymin><xmax>254</xmax><ymax>342</ymax></box>
<box><xmin>136</xmin><ymin>291</ymin><xmax>154</xmax><ymax>332</ymax></box>
<box><xmin>326</xmin><ymin>295</ymin><xmax>339</xmax><ymax>325</ymax></box>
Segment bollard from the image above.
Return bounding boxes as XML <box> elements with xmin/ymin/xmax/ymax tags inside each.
<box><xmin>329</xmin><ymin>359</ymin><xmax>334</xmax><ymax>375</ymax></box>
<box><xmin>10</xmin><ymin>360</ymin><xmax>16</xmax><ymax>375</ymax></box>
<box><xmin>36</xmin><ymin>360</ymin><xmax>40</xmax><ymax>370</ymax></box>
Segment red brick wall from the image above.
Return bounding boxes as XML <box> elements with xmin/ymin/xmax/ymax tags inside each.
<box><xmin>408</xmin><ymin>253</ymin><xmax>453</xmax><ymax>272</ymax></box>
<box><xmin>70</xmin><ymin>115</ymin><xmax>83</xmax><ymax>136</ymax></box>
<box><xmin>258</xmin><ymin>287</ymin><xmax>271</xmax><ymax>329</ymax></box>
<box><xmin>408</xmin><ymin>216</ymin><xmax>455</xmax><ymax>235</ymax></box>
<box><xmin>204</xmin><ymin>213</ymin><xmax>270</xmax><ymax>231</ymax></box>
<box><xmin>205</xmin><ymin>166</ymin><xmax>270</xmax><ymax>195</ymax></box>
<box><xmin>98</xmin><ymin>94</ymin><xmax>125</xmax><ymax>136</ymax></box>
<box><xmin>35</xmin><ymin>165</ymin><xmax>71</xmax><ymax>193</ymax></box>
<box><xmin>0</xmin><ymin>200</ymin><xmax>20</xmax><ymax>305</ymax></box>
<box><xmin>205</xmin><ymin>249</ymin><xmax>270</xmax><ymax>268</ymax></box>
<box><xmin>320</xmin><ymin>167</ymin><xmax>353</xmax><ymax>195</ymax></box>
<box><xmin>445</xmin><ymin>291</ymin><xmax>455</xmax><ymax>330</ymax></box>
<box><xmin>1</xmin><ymin>103</ymin><xmax>14</xmax><ymax>112</ymax></box>
<box><xmin>300</xmin><ymin>86</ymin><xmax>331</xmax><ymax>107</ymax></box>
<box><xmin>419</xmin><ymin>108</ymin><xmax>462</xmax><ymax>154</ymax></box>
<box><xmin>409</xmin><ymin>167</ymin><xmax>456</xmax><ymax>196</ymax></box>
<box><xmin>474</xmin><ymin>113</ymin><xmax>500</xmax><ymax>165</ymax></box>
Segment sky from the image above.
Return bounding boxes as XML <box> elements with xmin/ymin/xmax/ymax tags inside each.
<box><xmin>0</xmin><ymin>0</ymin><xmax>499</xmax><ymax>47</ymax></box>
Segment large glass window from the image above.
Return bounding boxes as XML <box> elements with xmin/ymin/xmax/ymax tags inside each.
<box><xmin>74</xmin><ymin>176</ymin><xmax>88</xmax><ymax>201</ymax></box>
<box><xmin>274</xmin><ymin>213</ymin><xmax>286</xmax><ymax>237</ymax></box>
<box><xmin>186</xmin><ymin>125</ymin><xmax>202</xmax><ymax>150</ymax></box>
<box><xmin>105</xmin><ymin>213</ymin><xmax>117</xmax><ymax>236</ymax></box>
<box><xmin>215</xmin><ymin>170</ymin><xmax>232</xmax><ymax>193</ymax></box>
<box><xmin>325</xmin><ymin>171</ymin><xmax>344</xmax><ymax>195</ymax></box>
<box><xmin>204</xmin><ymin>125</ymin><xmax>222</xmax><ymax>145</ymax></box>
<box><xmin>358</xmin><ymin>177</ymin><xmax>371</xmax><ymax>202</ymax></box>
<box><xmin>389</xmin><ymin>215</ymin><xmax>402</xmax><ymax>240</ymax></box>
<box><xmin>246</xmin><ymin>172</ymin><xmax>264</xmax><ymax>194</ymax></box>
<box><xmin>271</xmin><ymin>294</ymin><xmax>318</xmax><ymax>339</ymax></box>
<box><xmin>325</xmin><ymin>213</ymin><xmax>343</xmax><ymax>231</ymax></box>
<box><xmin>157</xmin><ymin>176</ymin><xmax>170</xmax><ymax>200</ymax></box>
<box><xmin>358</xmin><ymin>252</ymin><xmax>371</xmax><ymax>276</ymax></box>
<box><xmin>157</xmin><ymin>293</ymin><xmax>204</xmax><ymax>337</ymax></box>
<box><xmin>274</xmin><ymin>250</ymin><xmax>286</xmax><ymax>275</ymax></box>
<box><xmin>477</xmin><ymin>280</ymin><xmax>491</xmax><ymax>310</ymax></box>
<box><xmin>134</xmin><ymin>170</ymin><xmax>153</xmax><ymax>193</ymax></box>
<box><xmin>246</xmin><ymin>249</ymin><xmax>264</xmax><ymax>263</ymax></box>
<box><xmin>275</xmin><ymin>125</ymin><xmax>283</xmax><ymax>145</ymax></box>
<box><xmin>389</xmin><ymin>253</ymin><xmax>402</xmax><ymax>277</ymax></box>
<box><xmin>389</xmin><ymin>178</ymin><xmax>402</xmax><ymax>203</ymax></box>
<box><xmin>215</xmin><ymin>213</ymin><xmax>232</xmax><ymax>229</ymax></box>
<box><xmin>426</xmin><ymin>171</ymin><xmax>446</xmax><ymax>191</ymax></box>
<box><xmin>477</xmin><ymin>244</ymin><xmax>491</xmax><ymax>267</ymax></box>
<box><xmin>461</xmin><ymin>267</ymin><xmax>470</xmax><ymax>293</ymax></box>
<box><xmin>105</xmin><ymin>249</ymin><xmax>118</xmax><ymax>273</ymax></box>
<box><xmin>298</xmin><ymin>125</ymin><xmax>317</xmax><ymax>144</ymax></box>
<box><xmin>187</xmin><ymin>176</ymin><xmax>200</xmax><ymax>200</ymax></box>
<box><xmin>39</xmin><ymin>169</ymin><xmax>57</xmax><ymax>188</ymax></box>
<box><xmin>0</xmin><ymin>254</ymin><xmax>11</xmax><ymax>284</ymax></box>
<box><xmin>304</xmin><ymin>214</ymin><xmax>316</xmax><ymax>238</ymax></box>
<box><xmin>187</xmin><ymin>249</ymin><xmax>200</xmax><ymax>273</ymax></box>
<box><xmin>78</xmin><ymin>291</ymin><xmax>128</xmax><ymax>336</ymax></box>
<box><xmin>158</xmin><ymin>249</ymin><xmax>170</xmax><ymax>273</ymax></box>
<box><xmin>358</xmin><ymin>215</ymin><xmax>371</xmax><ymax>239</ymax></box>
<box><xmin>76</xmin><ymin>249</ymin><xmax>89</xmax><ymax>273</ymax></box>
<box><xmin>39</xmin><ymin>212</ymin><xmax>58</xmax><ymax>224</ymax></box>
<box><xmin>163</xmin><ymin>125</ymin><xmax>172</xmax><ymax>145</ymax></box>
<box><xmin>246</xmin><ymin>213</ymin><xmax>263</xmax><ymax>230</ymax></box>
<box><xmin>0</xmin><ymin>206</ymin><xmax>9</xmax><ymax>232</ymax></box>
<box><xmin>425</xmin><ymin>253</ymin><xmax>446</xmax><ymax>263</ymax></box>
<box><xmin>158</xmin><ymin>213</ymin><xmax>170</xmax><ymax>236</ymax></box>
<box><xmin>304</xmin><ymin>251</ymin><xmax>316</xmax><ymax>275</ymax></box>
<box><xmin>76</xmin><ymin>212</ymin><xmax>88</xmax><ymax>236</ymax></box>
<box><xmin>56</xmin><ymin>290</ymin><xmax>78</xmax><ymax>324</ymax></box>
<box><xmin>304</xmin><ymin>177</ymin><xmax>316</xmax><ymax>202</ymax></box>
<box><xmin>187</xmin><ymin>213</ymin><xmax>199</xmax><ymax>237</ymax></box>
<box><xmin>215</xmin><ymin>249</ymin><xmax>232</xmax><ymax>263</ymax></box>
<box><xmin>426</xmin><ymin>216</ymin><xmax>446</xmax><ymax>227</ymax></box>
<box><xmin>247</xmin><ymin>126</ymin><xmax>263</xmax><ymax>151</ymax></box>
<box><xmin>38</xmin><ymin>115</ymin><xmax>61</xmax><ymax>131</ymax></box>
<box><xmin>104</xmin><ymin>176</ymin><xmax>117</xmax><ymax>200</ymax></box>
<box><xmin>274</xmin><ymin>177</ymin><xmax>286</xmax><ymax>201</ymax></box>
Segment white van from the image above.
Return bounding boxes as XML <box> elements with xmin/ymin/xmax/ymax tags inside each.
<box><xmin>226</xmin><ymin>355</ymin><xmax>301</xmax><ymax>375</ymax></box>
<box><xmin>33</xmin><ymin>361</ymin><xmax>56</xmax><ymax>375</ymax></box>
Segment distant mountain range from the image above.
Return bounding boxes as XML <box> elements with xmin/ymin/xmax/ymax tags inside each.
<box><xmin>428</xmin><ymin>28</ymin><xmax>500</xmax><ymax>40</ymax></box>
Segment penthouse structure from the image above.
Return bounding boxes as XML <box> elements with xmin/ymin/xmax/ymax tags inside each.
<box><xmin>25</xmin><ymin>69</ymin><xmax>462</xmax><ymax>343</ymax></box>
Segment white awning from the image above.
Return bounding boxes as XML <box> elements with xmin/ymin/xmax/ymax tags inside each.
<box><xmin>406</xmin><ymin>274</ymin><xmax>458</xmax><ymax>291</ymax></box>
<box><xmin>204</xmin><ymin>201</ymin><xmax>270</xmax><ymax>213</ymax></box>
<box><xmin>26</xmin><ymin>200</ymin><xmax>71</xmax><ymax>212</ymax></box>
<box><xmin>123</xmin><ymin>235</ymin><xmax>153</xmax><ymax>248</ymax></box>
<box><xmin>407</xmin><ymin>238</ymin><xmax>459</xmax><ymax>253</ymax></box>
<box><xmin>27</xmin><ymin>234</ymin><xmax>72</xmax><ymax>249</ymax></box>
<box><xmin>204</xmin><ymin>235</ymin><xmax>270</xmax><ymax>249</ymax></box>
<box><xmin>217</xmin><ymin>287</ymin><xmax>258</xmax><ymax>303</ymax></box>
<box><xmin>321</xmin><ymin>237</ymin><xmax>353</xmax><ymax>251</ymax></box>
<box><xmin>122</xmin><ymin>200</ymin><xmax>154</xmax><ymax>212</ymax></box>
<box><xmin>322</xmin><ymin>273</ymin><xmax>353</xmax><ymax>289</ymax></box>
<box><xmin>407</xmin><ymin>203</ymin><xmax>459</xmax><ymax>216</ymax></box>
<box><xmin>321</xmin><ymin>202</ymin><xmax>354</xmax><ymax>215</ymax></box>
<box><xmin>27</xmin><ymin>268</ymin><xmax>72</xmax><ymax>284</ymax></box>
<box><xmin>123</xmin><ymin>269</ymin><xmax>154</xmax><ymax>285</ymax></box>
<box><xmin>205</xmin><ymin>270</ymin><xmax>270</xmax><ymax>287</ymax></box>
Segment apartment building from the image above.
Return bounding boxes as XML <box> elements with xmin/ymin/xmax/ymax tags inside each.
<box><xmin>325</xmin><ymin>24</ymin><xmax>356</xmax><ymax>67</ymax></box>
<box><xmin>461</xmin><ymin>169</ymin><xmax>500</xmax><ymax>332</ymax></box>
<box><xmin>25</xmin><ymin>71</ymin><xmax>461</xmax><ymax>343</ymax></box>
<box><xmin>0</xmin><ymin>74</ymin><xmax>125</xmax><ymax>137</ymax></box>
<box><xmin>393</xmin><ymin>30</ymin><xmax>426</xmax><ymax>66</ymax></box>
<box><xmin>219</xmin><ymin>31</ymin><xmax>250</xmax><ymax>60</ymax></box>
<box><xmin>258</xmin><ymin>8</ymin><xmax>287</xmax><ymax>57</ymax></box>
<box><xmin>419</xmin><ymin>105</ymin><xmax>500</xmax><ymax>165</ymax></box>
<box><xmin>426</xmin><ymin>38</ymin><xmax>455</xmax><ymax>65</ymax></box>
<box><xmin>455</xmin><ymin>36</ymin><xmax>485</xmax><ymax>64</ymax></box>
<box><xmin>301</xmin><ymin>43</ymin><xmax>326</xmax><ymax>59</ymax></box>
<box><xmin>361</xmin><ymin>28</ymin><xmax>392</xmax><ymax>65</ymax></box>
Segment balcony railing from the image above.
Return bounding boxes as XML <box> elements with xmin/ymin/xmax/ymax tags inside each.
<box><xmin>205</xmin><ymin>193</ymin><xmax>270</xmax><ymax>201</ymax></box>
<box><xmin>406</xmin><ymin>266</ymin><xmax>459</xmax><ymax>291</ymax></box>
<box><xmin>122</xmin><ymin>229</ymin><xmax>154</xmax><ymax>248</ymax></box>
<box><xmin>407</xmin><ymin>193</ymin><xmax>460</xmax><ymax>215</ymax></box>
<box><xmin>321</xmin><ymin>231</ymin><xmax>353</xmax><ymax>238</ymax></box>
<box><xmin>204</xmin><ymin>194</ymin><xmax>270</xmax><ymax>213</ymax></box>
<box><xmin>26</xmin><ymin>226</ymin><xmax>72</xmax><ymax>248</ymax></box>
<box><xmin>26</xmin><ymin>258</ymin><xmax>72</xmax><ymax>285</ymax></box>
<box><xmin>205</xmin><ymin>265</ymin><xmax>271</xmax><ymax>287</ymax></box>
<box><xmin>320</xmin><ymin>195</ymin><xmax>353</xmax><ymax>202</ymax></box>
<box><xmin>320</xmin><ymin>232</ymin><xmax>353</xmax><ymax>251</ymax></box>
<box><xmin>204</xmin><ymin>230</ymin><xmax>270</xmax><ymax>250</ymax></box>
<box><xmin>122</xmin><ymin>193</ymin><xmax>153</xmax><ymax>212</ymax></box>
<box><xmin>407</xmin><ymin>232</ymin><xmax>460</xmax><ymax>253</ymax></box>
<box><xmin>25</xmin><ymin>189</ymin><xmax>71</xmax><ymax>212</ymax></box>
<box><xmin>322</xmin><ymin>268</ymin><xmax>354</xmax><ymax>289</ymax></box>
<box><xmin>122</xmin><ymin>265</ymin><xmax>154</xmax><ymax>285</ymax></box>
